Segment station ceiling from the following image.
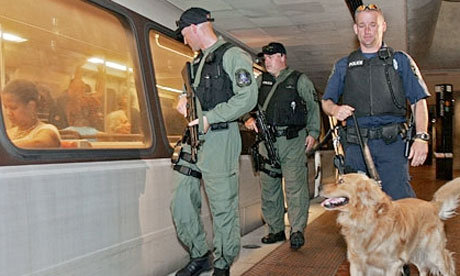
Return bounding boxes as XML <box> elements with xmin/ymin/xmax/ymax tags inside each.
<box><xmin>165</xmin><ymin>0</ymin><xmax>460</xmax><ymax>93</ymax></box>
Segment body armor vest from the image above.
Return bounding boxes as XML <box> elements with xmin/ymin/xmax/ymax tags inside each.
<box><xmin>193</xmin><ymin>42</ymin><xmax>234</xmax><ymax>111</ymax></box>
<box><xmin>343</xmin><ymin>47</ymin><xmax>406</xmax><ymax>117</ymax></box>
<box><xmin>259</xmin><ymin>70</ymin><xmax>307</xmax><ymax>127</ymax></box>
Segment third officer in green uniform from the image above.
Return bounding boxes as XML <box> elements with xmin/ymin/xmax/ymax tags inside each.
<box><xmin>245</xmin><ymin>42</ymin><xmax>320</xmax><ymax>249</ymax></box>
<box><xmin>172</xmin><ymin>7</ymin><xmax>258</xmax><ymax>276</ymax></box>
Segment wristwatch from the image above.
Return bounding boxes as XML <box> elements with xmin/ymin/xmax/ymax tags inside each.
<box><xmin>414</xmin><ymin>132</ymin><xmax>430</xmax><ymax>142</ymax></box>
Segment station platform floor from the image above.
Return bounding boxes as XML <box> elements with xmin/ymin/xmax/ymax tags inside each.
<box><xmin>170</xmin><ymin>163</ymin><xmax>460</xmax><ymax>276</ymax></box>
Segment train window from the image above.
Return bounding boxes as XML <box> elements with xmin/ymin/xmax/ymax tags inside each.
<box><xmin>148</xmin><ymin>30</ymin><xmax>194</xmax><ymax>146</ymax></box>
<box><xmin>0</xmin><ymin>0</ymin><xmax>151</xmax><ymax>150</ymax></box>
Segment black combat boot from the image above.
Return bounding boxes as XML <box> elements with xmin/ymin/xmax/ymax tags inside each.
<box><xmin>213</xmin><ymin>267</ymin><xmax>230</xmax><ymax>276</ymax></box>
<box><xmin>176</xmin><ymin>251</ymin><xmax>212</xmax><ymax>276</ymax></box>
<box><xmin>261</xmin><ymin>230</ymin><xmax>286</xmax><ymax>244</ymax></box>
<box><xmin>290</xmin><ymin>231</ymin><xmax>305</xmax><ymax>249</ymax></box>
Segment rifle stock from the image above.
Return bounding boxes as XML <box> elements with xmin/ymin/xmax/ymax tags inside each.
<box><xmin>181</xmin><ymin>61</ymin><xmax>200</xmax><ymax>163</ymax></box>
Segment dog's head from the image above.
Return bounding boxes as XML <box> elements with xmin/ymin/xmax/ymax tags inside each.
<box><xmin>320</xmin><ymin>173</ymin><xmax>391</xmax><ymax>215</ymax></box>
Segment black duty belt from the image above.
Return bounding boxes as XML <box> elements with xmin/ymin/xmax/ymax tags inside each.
<box><xmin>346</xmin><ymin>123</ymin><xmax>406</xmax><ymax>144</ymax></box>
<box><xmin>173</xmin><ymin>164</ymin><xmax>202</xmax><ymax>179</ymax></box>
<box><xmin>274</xmin><ymin>126</ymin><xmax>304</xmax><ymax>139</ymax></box>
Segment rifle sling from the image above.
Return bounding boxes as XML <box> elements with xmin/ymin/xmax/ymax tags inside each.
<box><xmin>192</xmin><ymin>49</ymin><xmax>212</xmax><ymax>140</ymax></box>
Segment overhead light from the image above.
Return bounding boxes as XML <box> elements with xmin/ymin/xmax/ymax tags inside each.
<box><xmin>87</xmin><ymin>57</ymin><xmax>104</xmax><ymax>64</ymax></box>
<box><xmin>87</xmin><ymin>57</ymin><xmax>131</xmax><ymax>72</ymax></box>
<box><xmin>105</xmin><ymin>61</ymin><xmax>127</xmax><ymax>71</ymax></box>
<box><xmin>1</xmin><ymin>32</ymin><xmax>27</xmax><ymax>43</ymax></box>
<box><xmin>156</xmin><ymin>84</ymin><xmax>182</xmax><ymax>93</ymax></box>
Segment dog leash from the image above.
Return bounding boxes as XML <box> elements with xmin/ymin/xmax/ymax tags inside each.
<box><xmin>352</xmin><ymin>113</ymin><xmax>382</xmax><ymax>188</ymax></box>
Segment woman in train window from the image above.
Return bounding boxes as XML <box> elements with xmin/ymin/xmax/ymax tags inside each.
<box><xmin>2</xmin><ymin>79</ymin><xmax>61</xmax><ymax>148</ymax></box>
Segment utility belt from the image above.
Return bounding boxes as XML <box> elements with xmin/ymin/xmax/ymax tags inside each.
<box><xmin>273</xmin><ymin>125</ymin><xmax>304</xmax><ymax>140</ymax></box>
<box><xmin>346</xmin><ymin>123</ymin><xmax>407</xmax><ymax>145</ymax></box>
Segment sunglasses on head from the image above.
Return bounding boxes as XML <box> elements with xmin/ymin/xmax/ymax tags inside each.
<box><xmin>262</xmin><ymin>45</ymin><xmax>275</xmax><ymax>53</ymax></box>
<box><xmin>355</xmin><ymin>4</ymin><xmax>380</xmax><ymax>13</ymax></box>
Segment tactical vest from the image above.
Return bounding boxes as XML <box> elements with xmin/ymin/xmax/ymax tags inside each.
<box><xmin>193</xmin><ymin>42</ymin><xmax>234</xmax><ymax>111</ymax></box>
<box><xmin>259</xmin><ymin>70</ymin><xmax>307</xmax><ymax>127</ymax></box>
<box><xmin>342</xmin><ymin>48</ymin><xmax>406</xmax><ymax>117</ymax></box>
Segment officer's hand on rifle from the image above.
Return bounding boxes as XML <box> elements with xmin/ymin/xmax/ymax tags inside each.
<box><xmin>333</xmin><ymin>104</ymin><xmax>355</xmax><ymax>121</ymax></box>
<box><xmin>176</xmin><ymin>95</ymin><xmax>188</xmax><ymax>117</ymax></box>
<box><xmin>189</xmin><ymin>116</ymin><xmax>210</xmax><ymax>133</ymax></box>
<box><xmin>305</xmin><ymin>135</ymin><xmax>316</xmax><ymax>152</ymax></box>
<box><xmin>244</xmin><ymin>117</ymin><xmax>258</xmax><ymax>133</ymax></box>
<box><xmin>408</xmin><ymin>139</ymin><xmax>428</xmax><ymax>167</ymax></box>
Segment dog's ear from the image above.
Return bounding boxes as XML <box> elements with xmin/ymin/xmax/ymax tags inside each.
<box><xmin>375</xmin><ymin>201</ymin><xmax>390</xmax><ymax>216</ymax></box>
<box><xmin>356</xmin><ymin>179</ymin><xmax>386</xmax><ymax>208</ymax></box>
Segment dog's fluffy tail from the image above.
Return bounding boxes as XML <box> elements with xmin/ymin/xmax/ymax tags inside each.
<box><xmin>432</xmin><ymin>177</ymin><xmax>460</xmax><ymax>220</ymax></box>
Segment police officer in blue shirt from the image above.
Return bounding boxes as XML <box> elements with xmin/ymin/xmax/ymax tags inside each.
<box><xmin>322</xmin><ymin>7</ymin><xmax>430</xmax><ymax>275</ymax></box>
<box><xmin>322</xmin><ymin>4</ymin><xmax>430</xmax><ymax>200</ymax></box>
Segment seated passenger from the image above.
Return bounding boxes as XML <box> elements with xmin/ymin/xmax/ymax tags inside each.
<box><xmin>2</xmin><ymin>79</ymin><xmax>61</xmax><ymax>148</ymax></box>
<box><xmin>49</xmin><ymin>66</ymin><xmax>103</xmax><ymax>130</ymax></box>
<box><xmin>106</xmin><ymin>110</ymin><xmax>131</xmax><ymax>134</ymax></box>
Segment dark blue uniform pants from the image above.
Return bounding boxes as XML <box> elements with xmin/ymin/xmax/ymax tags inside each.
<box><xmin>344</xmin><ymin>137</ymin><xmax>416</xmax><ymax>200</ymax></box>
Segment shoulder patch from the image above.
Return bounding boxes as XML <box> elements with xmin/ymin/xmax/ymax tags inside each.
<box><xmin>235</xmin><ymin>69</ymin><xmax>252</xmax><ymax>87</ymax></box>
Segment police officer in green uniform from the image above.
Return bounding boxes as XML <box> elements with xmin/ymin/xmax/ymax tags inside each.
<box><xmin>171</xmin><ymin>7</ymin><xmax>258</xmax><ymax>276</ymax></box>
<box><xmin>245</xmin><ymin>42</ymin><xmax>320</xmax><ymax>249</ymax></box>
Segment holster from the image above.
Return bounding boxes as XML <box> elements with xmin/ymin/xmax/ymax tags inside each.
<box><xmin>171</xmin><ymin>129</ymin><xmax>197</xmax><ymax>164</ymax></box>
<box><xmin>249</xmin><ymin>143</ymin><xmax>282</xmax><ymax>178</ymax></box>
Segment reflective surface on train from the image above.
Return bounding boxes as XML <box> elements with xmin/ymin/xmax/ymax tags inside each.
<box><xmin>0</xmin><ymin>0</ymin><xmax>263</xmax><ymax>275</ymax></box>
<box><xmin>1</xmin><ymin>0</ymin><xmax>156</xmax><ymax>151</ymax></box>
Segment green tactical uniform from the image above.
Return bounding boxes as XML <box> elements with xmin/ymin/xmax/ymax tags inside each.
<box><xmin>258</xmin><ymin>67</ymin><xmax>320</xmax><ymax>235</ymax></box>
<box><xmin>171</xmin><ymin>37</ymin><xmax>258</xmax><ymax>270</ymax></box>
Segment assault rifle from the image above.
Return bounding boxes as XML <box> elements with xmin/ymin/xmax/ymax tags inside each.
<box><xmin>171</xmin><ymin>61</ymin><xmax>200</xmax><ymax>164</ymax></box>
<box><xmin>251</xmin><ymin>110</ymin><xmax>281</xmax><ymax>170</ymax></box>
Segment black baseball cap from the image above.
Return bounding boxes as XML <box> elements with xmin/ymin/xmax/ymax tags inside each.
<box><xmin>176</xmin><ymin>7</ymin><xmax>214</xmax><ymax>33</ymax></box>
<box><xmin>262</xmin><ymin>42</ymin><xmax>286</xmax><ymax>55</ymax></box>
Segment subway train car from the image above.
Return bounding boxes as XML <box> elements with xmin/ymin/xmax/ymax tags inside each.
<box><xmin>0</xmin><ymin>0</ymin><xmax>267</xmax><ymax>275</ymax></box>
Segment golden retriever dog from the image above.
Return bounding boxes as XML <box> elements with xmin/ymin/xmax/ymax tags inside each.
<box><xmin>320</xmin><ymin>173</ymin><xmax>460</xmax><ymax>276</ymax></box>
